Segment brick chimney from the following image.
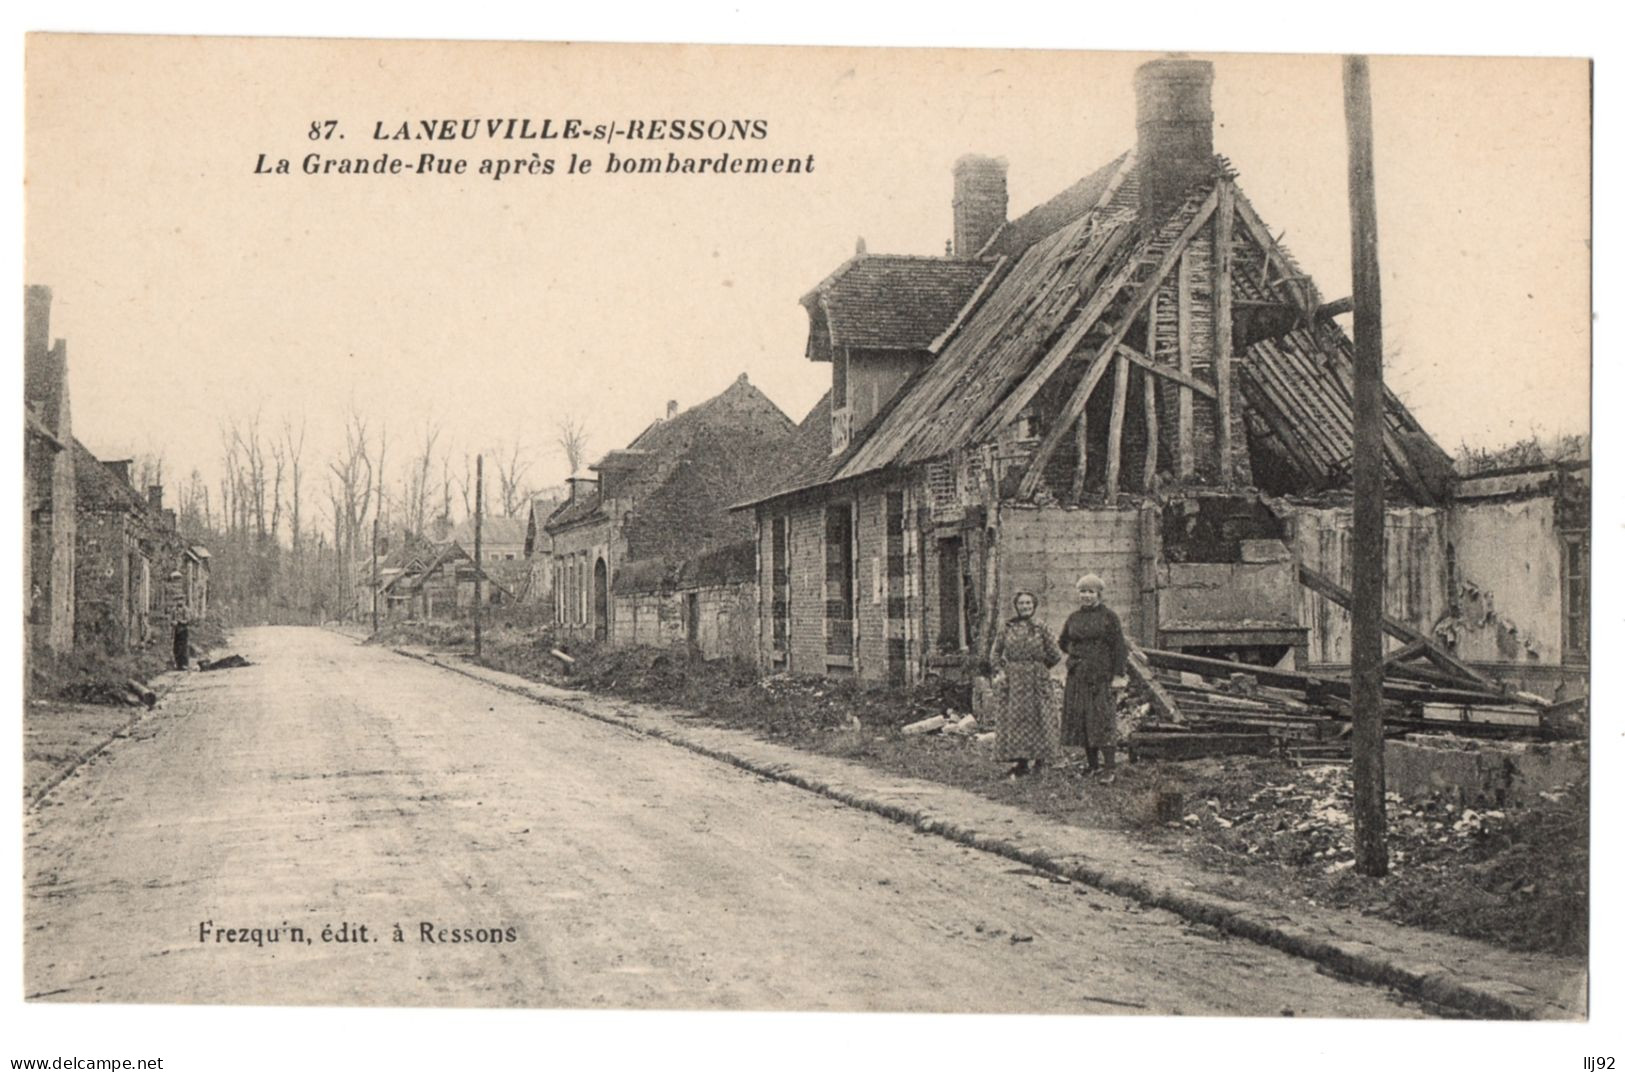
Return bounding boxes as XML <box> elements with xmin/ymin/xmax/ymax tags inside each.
<box><xmin>952</xmin><ymin>155</ymin><xmax>1007</xmax><ymax>257</ymax></box>
<box><xmin>567</xmin><ymin>475</ymin><xmax>598</xmax><ymax>503</ymax></box>
<box><xmin>148</xmin><ymin>484</ymin><xmax>164</xmax><ymax>512</ymax></box>
<box><xmin>666</xmin><ymin>400</ymin><xmax>679</xmax><ymax>419</ymax></box>
<box><xmin>25</xmin><ymin>285</ymin><xmax>52</xmax><ymax>363</ymax></box>
<box><xmin>1135</xmin><ymin>57</ymin><xmax>1215</xmax><ymax>226</ymax></box>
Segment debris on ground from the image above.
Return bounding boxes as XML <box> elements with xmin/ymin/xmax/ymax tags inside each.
<box><xmin>902</xmin><ymin>715</ymin><xmax>948</xmax><ymax>736</ymax></box>
<box><xmin>198</xmin><ymin>654</ymin><xmax>253</xmax><ymax>671</ymax></box>
<box><xmin>1125</xmin><ymin>639</ymin><xmax>1569</xmax><ymax>764</ymax></box>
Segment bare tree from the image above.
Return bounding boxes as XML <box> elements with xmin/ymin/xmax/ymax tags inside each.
<box><xmin>133</xmin><ymin>451</ymin><xmax>166</xmax><ymax>494</ymax></box>
<box><xmin>456</xmin><ymin>451</ymin><xmax>475</xmax><ymax>519</ymax></box>
<box><xmin>402</xmin><ymin>420</ymin><xmax>442</xmax><ymax>537</ymax></box>
<box><xmin>495</xmin><ymin>436</ymin><xmax>532</xmax><ymax>518</ymax></box>
<box><xmin>434</xmin><ymin>451</ymin><xmax>455</xmax><ymax>539</ymax></box>
<box><xmin>282</xmin><ymin>418</ymin><xmax>306</xmax><ymax>554</ymax></box>
<box><xmin>556</xmin><ymin>416</ymin><xmax>590</xmax><ymax>476</ymax></box>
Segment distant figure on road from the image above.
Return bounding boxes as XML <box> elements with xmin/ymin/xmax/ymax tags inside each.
<box><xmin>1059</xmin><ymin>574</ymin><xmax>1128</xmax><ymax>782</ymax></box>
<box><xmin>172</xmin><ymin>599</ymin><xmax>191</xmax><ymax>670</ymax></box>
<box><xmin>989</xmin><ymin>590</ymin><xmax>1062</xmax><ymax>779</ymax></box>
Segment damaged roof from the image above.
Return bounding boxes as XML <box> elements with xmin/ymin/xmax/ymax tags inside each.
<box><xmin>751</xmin><ymin>152</ymin><xmax>1450</xmax><ymax>507</ymax></box>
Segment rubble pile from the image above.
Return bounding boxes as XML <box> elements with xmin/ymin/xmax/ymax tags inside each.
<box><xmin>1173</xmin><ymin>759</ymin><xmax>1587</xmax><ymax>954</ymax></box>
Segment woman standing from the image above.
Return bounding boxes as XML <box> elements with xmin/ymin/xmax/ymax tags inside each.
<box><xmin>1059</xmin><ymin>574</ymin><xmax>1128</xmax><ymax>781</ymax></box>
<box><xmin>989</xmin><ymin>590</ymin><xmax>1063</xmax><ymax>778</ymax></box>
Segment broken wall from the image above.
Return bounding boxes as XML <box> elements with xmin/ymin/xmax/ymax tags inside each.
<box><xmin>1448</xmin><ymin>497</ymin><xmax>1563</xmax><ymax>667</ymax></box>
<box><xmin>1282</xmin><ymin>504</ymin><xmax>1451</xmax><ymax>666</ymax></box>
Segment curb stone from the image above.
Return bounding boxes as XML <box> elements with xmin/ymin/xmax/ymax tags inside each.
<box><xmin>382</xmin><ymin>640</ymin><xmax>1579</xmax><ymax>1021</ymax></box>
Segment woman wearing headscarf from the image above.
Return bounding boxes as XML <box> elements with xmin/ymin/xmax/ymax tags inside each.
<box><xmin>989</xmin><ymin>590</ymin><xmax>1063</xmax><ymax>778</ymax></box>
<box><xmin>1059</xmin><ymin>573</ymin><xmax>1129</xmax><ymax>780</ymax></box>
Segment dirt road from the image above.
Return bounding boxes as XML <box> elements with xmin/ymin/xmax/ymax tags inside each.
<box><xmin>25</xmin><ymin>626</ymin><xmax>1427</xmax><ymax>1015</ymax></box>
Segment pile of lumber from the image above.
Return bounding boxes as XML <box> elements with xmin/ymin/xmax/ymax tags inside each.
<box><xmin>1126</xmin><ymin>643</ymin><xmax>1553</xmax><ymax>763</ymax></box>
<box><xmin>1123</xmin><ymin>564</ymin><xmax>1557</xmax><ymax>763</ymax></box>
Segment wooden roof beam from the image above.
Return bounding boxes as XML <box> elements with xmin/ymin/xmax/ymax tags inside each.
<box><xmin>1013</xmin><ymin>190</ymin><xmax>1222</xmax><ymax>500</ymax></box>
<box><xmin>980</xmin><ymin>187</ymin><xmax>1219</xmax><ymax>443</ymax></box>
<box><xmin>1214</xmin><ymin>181</ymin><xmax>1236</xmax><ymax>486</ymax></box>
<box><xmin>1116</xmin><ymin>342</ymin><xmax>1216</xmax><ymax>399</ymax></box>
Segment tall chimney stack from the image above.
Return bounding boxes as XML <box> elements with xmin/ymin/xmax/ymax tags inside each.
<box><xmin>25</xmin><ymin>285</ymin><xmax>52</xmax><ymax>363</ymax></box>
<box><xmin>148</xmin><ymin>485</ymin><xmax>164</xmax><ymax>512</ymax></box>
<box><xmin>1135</xmin><ymin>58</ymin><xmax>1215</xmax><ymax>226</ymax></box>
<box><xmin>952</xmin><ymin>155</ymin><xmax>1008</xmax><ymax>257</ymax></box>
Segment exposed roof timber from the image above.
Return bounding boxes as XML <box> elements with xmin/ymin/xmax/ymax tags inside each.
<box><xmin>971</xmin><ymin>219</ymin><xmax>1147</xmax><ymax>442</ymax></box>
<box><xmin>1116</xmin><ymin>342</ymin><xmax>1216</xmax><ymax>399</ymax></box>
<box><xmin>1231</xmin><ymin>188</ymin><xmax>1320</xmax><ymax>314</ymax></box>
<box><xmin>1014</xmin><ymin>187</ymin><xmax>1223</xmax><ymax>499</ymax></box>
<box><xmin>1214</xmin><ymin>182</ymin><xmax>1236</xmax><ymax>485</ymax></box>
<box><xmin>1103</xmin><ymin>352</ymin><xmax>1131</xmax><ymax>503</ymax></box>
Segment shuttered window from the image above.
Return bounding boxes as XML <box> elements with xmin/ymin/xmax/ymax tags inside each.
<box><xmin>825</xmin><ymin>503</ymin><xmax>854</xmax><ymax>659</ymax></box>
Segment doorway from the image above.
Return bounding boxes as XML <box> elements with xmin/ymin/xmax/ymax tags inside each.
<box><xmin>593</xmin><ymin>558</ymin><xmax>608</xmax><ymax>642</ymax></box>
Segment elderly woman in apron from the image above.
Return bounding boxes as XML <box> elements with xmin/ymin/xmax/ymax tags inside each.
<box><xmin>989</xmin><ymin>590</ymin><xmax>1063</xmax><ymax>778</ymax></box>
<box><xmin>1059</xmin><ymin>573</ymin><xmax>1128</xmax><ymax>781</ymax></box>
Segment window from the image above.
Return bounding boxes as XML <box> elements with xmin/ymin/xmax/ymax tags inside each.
<box><xmin>824</xmin><ymin>503</ymin><xmax>854</xmax><ymax>660</ymax></box>
<box><xmin>885</xmin><ymin>492</ymin><xmax>907</xmax><ymax>684</ymax></box>
<box><xmin>937</xmin><ymin>536</ymin><xmax>965</xmax><ymax>652</ymax></box>
<box><xmin>1562</xmin><ymin>532</ymin><xmax>1588</xmax><ymax>663</ymax></box>
<box><xmin>771</xmin><ymin>515</ymin><xmax>790</xmax><ymax>657</ymax></box>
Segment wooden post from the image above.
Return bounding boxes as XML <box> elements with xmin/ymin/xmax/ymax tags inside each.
<box><xmin>1104</xmin><ymin>353</ymin><xmax>1130</xmax><ymax>503</ymax></box>
<box><xmin>1069</xmin><ymin>411</ymin><xmax>1089</xmax><ymax>500</ymax></box>
<box><xmin>1176</xmin><ymin>252</ymin><xmax>1194</xmax><ymax>479</ymax></box>
<box><xmin>474</xmin><ymin>453</ymin><xmax>484</xmax><ymax>659</ymax></box>
<box><xmin>370</xmin><ymin>517</ymin><xmax>379</xmax><ymax>635</ymax></box>
<box><xmin>1143</xmin><ymin>291</ymin><xmax>1160</xmax><ymax>490</ymax></box>
<box><xmin>1214</xmin><ymin>181</ymin><xmax>1236</xmax><ymax>486</ymax></box>
<box><xmin>1344</xmin><ymin>54</ymin><xmax>1389</xmax><ymax>878</ymax></box>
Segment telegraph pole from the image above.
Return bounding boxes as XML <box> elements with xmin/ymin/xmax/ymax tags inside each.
<box><xmin>474</xmin><ymin>453</ymin><xmax>484</xmax><ymax>659</ymax></box>
<box><xmin>1344</xmin><ymin>54</ymin><xmax>1389</xmax><ymax>877</ymax></box>
<box><xmin>370</xmin><ymin>517</ymin><xmax>380</xmax><ymax>635</ymax></box>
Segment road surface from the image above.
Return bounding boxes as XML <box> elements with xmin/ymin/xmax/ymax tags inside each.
<box><xmin>26</xmin><ymin>626</ymin><xmax>1427</xmax><ymax>1015</ymax></box>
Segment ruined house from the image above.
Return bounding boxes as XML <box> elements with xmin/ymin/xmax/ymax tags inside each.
<box><xmin>72</xmin><ymin>448</ymin><xmax>161</xmax><ymax>651</ymax></box>
<box><xmin>451</xmin><ymin>513</ymin><xmax>531</xmax><ymax>599</ymax></box>
<box><xmin>741</xmin><ymin>58</ymin><xmax>1580</xmax><ymax>697</ymax></box>
<box><xmin>522</xmin><ymin>492</ymin><xmax>564</xmax><ymax>607</ymax></box>
<box><xmin>25</xmin><ymin>285</ymin><xmax>76</xmax><ymax>653</ymax></box>
<box><xmin>546</xmin><ymin>374</ymin><xmax>795</xmax><ymax>655</ymax></box>
<box><xmin>378</xmin><ymin>539</ymin><xmax>513</xmax><ymax>619</ymax></box>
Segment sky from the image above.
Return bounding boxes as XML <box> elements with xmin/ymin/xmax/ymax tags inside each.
<box><xmin>24</xmin><ymin>40</ymin><xmax>1590</xmax><ymax>518</ymax></box>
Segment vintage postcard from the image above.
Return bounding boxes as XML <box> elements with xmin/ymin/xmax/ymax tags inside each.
<box><xmin>20</xmin><ymin>30</ymin><xmax>1592</xmax><ymax>1052</ymax></box>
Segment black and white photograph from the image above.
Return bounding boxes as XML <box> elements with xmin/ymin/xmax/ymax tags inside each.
<box><xmin>12</xmin><ymin>18</ymin><xmax>1605</xmax><ymax>1070</ymax></box>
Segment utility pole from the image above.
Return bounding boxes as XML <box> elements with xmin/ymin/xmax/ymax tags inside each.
<box><xmin>474</xmin><ymin>453</ymin><xmax>484</xmax><ymax>659</ymax></box>
<box><xmin>370</xmin><ymin>517</ymin><xmax>379</xmax><ymax>635</ymax></box>
<box><xmin>1344</xmin><ymin>54</ymin><xmax>1389</xmax><ymax>877</ymax></box>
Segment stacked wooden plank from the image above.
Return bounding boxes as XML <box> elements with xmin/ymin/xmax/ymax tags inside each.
<box><xmin>1127</xmin><ymin>653</ymin><xmax>1346</xmax><ymax>761</ymax></box>
<box><xmin>1126</xmin><ymin>640</ymin><xmax>1552</xmax><ymax>763</ymax></box>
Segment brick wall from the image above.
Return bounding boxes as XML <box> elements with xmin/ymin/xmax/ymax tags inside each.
<box><xmin>998</xmin><ymin>505</ymin><xmax>1143</xmax><ymax>641</ymax></box>
<box><xmin>74</xmin><ymin>509</ymin><xmax>133</xmax><ymax>651</ymax></box>
<box><xmin>853</xmin><ymin>487</ymin><xmax>888</xmax><ymax>680</ymax></box>
<box><xmin>786</xmin><ymin>500</ymin><xmax>827</xmax><ymax>674</ymax></box>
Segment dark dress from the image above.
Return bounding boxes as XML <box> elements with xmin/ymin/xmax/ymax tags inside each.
<box><xmin>990</xmin><ymin>618</ymin><xmax>1063</xmax><ymax>762</ymax></box>
<box><xmin>172</xmin><ymin>607</ymin><xmax>191</xmax><ymax>670</ymax></box>
<box><xmin>1058</xmin><ymin>604</ymin><xmax>1127</xmax><ymax>748</ymax></box>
